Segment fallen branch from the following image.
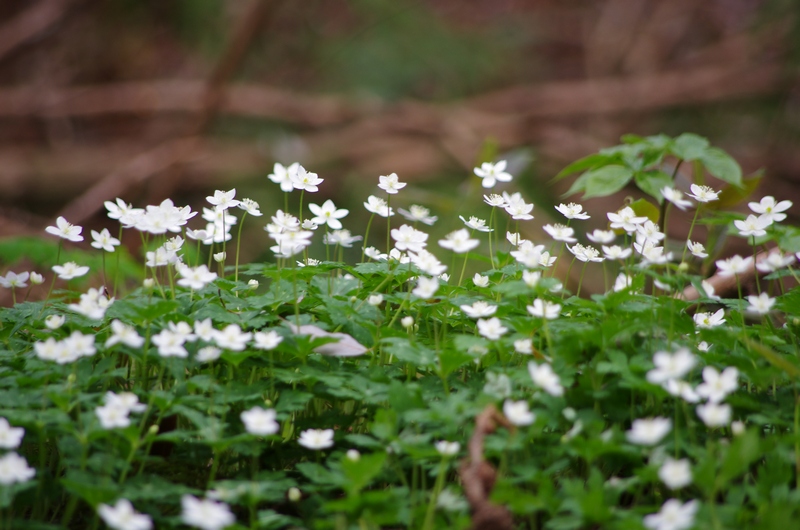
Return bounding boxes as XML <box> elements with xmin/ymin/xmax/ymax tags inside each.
<box><xmin>459</xmin><ymin>405</ymin><xmax>514</xmax><ymax>530</ymax></box>
<box><xmin>0</xmin><ymin>0</ymin><xmax>78</xmax><ymax>62</ymax></box>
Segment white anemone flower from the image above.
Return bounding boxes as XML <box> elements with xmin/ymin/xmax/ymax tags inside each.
<box><xmin>476</xmin><ymin>317</ymin><xmax>508</xmax><ymax>340</ymax></box>
<box><xmin>555</xmin><ymin>202</ymin><xmax>589</xmax><ymax>220</ymax></box>
<box><xmin>473</xmin><ymin>160</ymin><xmax>513</xmax><ymax>188</ymax></box>
<box><xmin>693</xmin><ymin>309</ymin><xmax>725</xmax><ymax>329</ymax></box>
<box><xmin>626</xmin><ymin>417</ymin><xmax>671</xmax><ymax>445</ymax></box>
<box><xmin>661</xmin><ymin>187</ymin><xmax>693</xmax><ymax>210</ymax></box>
<box><xmin>527</xmin><ymin>299</ymin><xmax>561</xmax><ymax>320</ymax></box>
<box><xmin>45</xmin><ymin>216</ymin><xmax>84</xmax><ymax>242</ymax></box>
<box><xmin>748</xmin><ymin>196</ymin><xmax>792</xmax><ymax>223</ymax></box>
<box><xmin>397</xmin><ymin>205</ymin><xmax>437</xmax><ymax>225</ymax></box>
<box><xmin>686</xmin><ymin>184</ymin><xmax>719</xmax><ymax>203</ymax></box>
<box><xmin>643</xmin><ymin>499</ymin><xmax>699</xmax><ymax>530</ymax></box>
<box><xmin>734</xmin><ymin>214</ymin><xmax>771</xmax><ymax>237</ymax></box>
<box><xmin>528</xmin><ymin>362</ymin><xmax>564</xmax><ymax>397</ymax></box>
<box><xmin>97</xmin><ymin>499</ymin><xmax>153</xmax><ymax>530</ymax></box>
<box><xmin>503</xmin><ymin>400</ymin><xmax>535</xmax><ymax>426</ymax></box>
<box><xmin>308</xmin><ymin>199</ymin><xmax>348</xmax><ymax>229</ymax></box>
<box><xmin>378</xmin><ymin>173</ymin><xmax>406</xmax><ymax>194</ymax></box>
<box><xmin>438</xmin><ymin>229</ymin><xmax>479</xmax><ymax>253</ymax></box>
<box><xmin>298</xmin><ymin>428</ymin><xmax>334</xmax><ymax>450</ymax></box>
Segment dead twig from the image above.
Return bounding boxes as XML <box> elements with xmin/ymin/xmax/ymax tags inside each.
<box><xmin>459</xmin><ymin>405</ymin><xmax>514</xmax><ymax>530</ymax></box>
<box><xmin>0</xmin><ymin>0</ymin><xmax>78</xmax><ymax>63</ymax></box>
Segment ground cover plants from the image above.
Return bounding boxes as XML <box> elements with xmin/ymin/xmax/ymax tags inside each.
<box><xmin>2</xmin><ymin>133</ymin><xmax>800</xmax><ymax>530</ymax></box>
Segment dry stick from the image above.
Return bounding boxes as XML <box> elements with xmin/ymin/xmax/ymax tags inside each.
<box><xmin>680</xmin><ymin>247</ymin><xmax>786</xmax><ymax>304</ymax></box>
<box><xmin>56</xmin><ymin>0</ymin><xmax>277</xmax><ymax>226</ymax></box>
<box><xmin>0</xmin><ymin>0</ymin><xmax>78</xmax><ymax>62</ymax></box>
<box><xmin>459</xmin><ymin>405</ymin><xmax>514</xmax><ymax>530</ymax></box>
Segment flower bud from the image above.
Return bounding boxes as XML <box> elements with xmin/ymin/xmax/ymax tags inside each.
<box><xmin>30</xmin><ymin>272</ymin><xmax>44</xmax><ymax>285</ymax></box>
<box><xmin>248</xmin><ymin>279</ymin><xmax>259</xmax><ymax>289</ymax></box>
<box><xmin>401</xmin><ymin>316</ymin><xmax>414</xmax><ymax>329</ymax></box>
<box><xmin>346</xmin><ymin>449</ymin><xmax>360</xmax><ymax>461</ymax></box>
<box><xmin>143</xmin><ymin>278</ymin><xmax>155</xmax><ymax>289</ymax></box>
<box><xmin>288</xmin><ymin>487</ymin><xmax>301</xmax><ymax>502</ymax></box>
<box><xmin>213</xmin><ymin>252</ymin><xmax>226</xmax><ymax>263</ymax></box>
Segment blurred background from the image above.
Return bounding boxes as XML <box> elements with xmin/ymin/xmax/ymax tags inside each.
<box><xmin>1</xmin><ymin>0</ymin><xmax>799</xmax><ymax>294</ymax></box>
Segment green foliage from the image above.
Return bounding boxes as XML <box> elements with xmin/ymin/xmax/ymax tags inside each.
<box><xmin>0</xmin><ymin>135</ymin><xmax>798</xmax><ymax>529</ymax></box>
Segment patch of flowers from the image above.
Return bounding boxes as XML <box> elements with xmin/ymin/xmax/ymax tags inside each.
<box><xmin>0</xmin><ymin>132</ymin><xmax>799</xmax><ymax>529</ymax></box>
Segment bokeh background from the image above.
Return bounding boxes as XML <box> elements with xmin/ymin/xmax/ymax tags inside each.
<box><xmin>1</xmin><ymin>0</ymin><xmax>799</xmax><ymax>294</ymax></box>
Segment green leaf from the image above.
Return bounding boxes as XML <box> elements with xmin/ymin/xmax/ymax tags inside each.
<box><xmin>700</xmin><ymin>147</ymin><xmax>743</xmax><ymax>187</ymax></box>
<box><xmin>438</xmin><ymin>348</ymin><xmax>474</xmax><ymax>378</ymax></box>
<box><xmin>553</xmin><ymin>153</ymin><xmax>610</xmax><ymax>181</ymax></box>
<box><xmin>718</xmin><ymin>430</ymin><xmax>762</xmax><ymax>486</ymax></box>
<box><xmin>61</xmin><ymin>470</ymin><xmax>118</xmax><ymax>507</ymax></box>
<box><xmin>634</xmin><ymin>170</ymin><xmax>674</xmax><ymax>202</ymax></box>
<box><xmin>629</xmin><ymin>199</ymin><xmax>660</xmax><ymax>224</ymax></box>
<box><xmin>341</xmin><ymin>452</ymin><xmax>387</xmax><ymax>496</ymax></box>
<box><xmin>581</xmin><ymin>165</ymin><xmax>635</xmax><ymax>199</ymax></box>
<box><xmin>670</xmin><ymin>133</ymin><xmax>709</xmax><ymax>160</ymax></box>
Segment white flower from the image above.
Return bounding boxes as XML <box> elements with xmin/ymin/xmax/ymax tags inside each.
<box><xmin>460</xmin><ymin>301</ymin><xmax>497</xmax><ymax>319</ymax></box>
<box><xmin>241</xmin><ymin>407</ymin><xmax>279</xmax><ymax>436</ymax></box>
<box><xmin>646</xmin><ymin>348</ymin><xmax>697</xmax><ymax>384</ymax></box>
<box><xmin>658</xmin><ymin>458</ymin><xmax>692</xmax><ymax>490</ymax></box>
<box><xmin>34</xmin><ymin>337</ymin><xmax>68</xmax><ymax>363</ymax></box>
<box><xmin>253</xmin><ymin>330</ymin><xmax>283</xmax><ymax>350</ymax></box>
<box><xmin>626</xmin><ymin>417</ymin><xmax>671</xmax><ymax>446</ymax></box>
<box><xmin>45</xmin><ymin>216</ymin><xmax>84</xmax><ymax>242</ymax></box>
<box><xmin>514</xmin><ymin>338</ymin><xmax>533</xmax><ymax>354</ymax></box>
<box><xmin>397</xmin><ymin>205</ymin><xmax>437</xmax><ymax>225</ymax></box>
<box><xmin>731</xmin><ymin>421</ymin><xmax>745</xmax><ymax>436</ymax></box>
<box><xmin>438</xmin><ymin>229</ymin><xmax>479</xmax><ymax>253</ymax></box>
<box><xmin>412</xmin><ymin>276</ymin><xmax>439</xmax><ymax>299</ymax></box>
<box><xmin>213</xmin><ymin>324</ymin><xmax>252</xmax><ymax>351</ymax></box>
<box><xmin>734</xmin><ymin>214</ymin><xmax>771</xmax><ymax>237</ymax></box>
<box><xmin>213</xmin><ymin>252</ymin><xmax>226</xmax><ymax>263</ymax></box>
<box><xmin>503</xmin><ymin>400</ymin><xmax>535</xmax><ymax>426</ymax></box>
<box><xmin>664</xmin><ymin>380</ymin><xmax>700</xmax><ymax>403</ymax></box>
<box><xmin>0</xmin><ymin>271</ymin><xmax>28</xmax><ymax>289</ymax></box>
<box><xmin>65</xmin><ymin>330</ymin><xmax>96</xmax><ymax>357</ymax></box>
<box><xmin>483</xmin><ymin>194</ymin><xmax>507</xmax><ymax>207</ymax></box>
<box><xmin>248</xmin><ymin>279</ymin><xmax>259</xmax><ymax>289</ymax></box>
<box><xmin>636</xmin><ymin>220</ymin><xmax>665</xmax><ymax>244</ymax></box>
<box><xmin>268</xmin><ymin>162</ymin><xmax>299</xmax><ymax>192</ymax></box>
<box><xmin>473</xmin><ymin>160</ymin><xmax>513</xmax><ymax>188</ymax></box>
<box><xmin>378</xmin><ymin>173</ymin><xmax>406</xmax><ymax>194</ymax></box>
<box><xmin>98</xmin><ymin>499</ymin><xmax>153</xmax><ymax>530</ymax></box>
<box><xmin>95</xmin><ymin>402</ymin><xmax>132</xmax><ymax>429</ymax></box>
<box><xmin>693</xmin><ymin>309</ymin><xmax>726</xmax><ymax>329</ymax></box>
<box><xmin>483</xmin><ymin>373</ymin><xmax>511</xmax><ymax>399</ymax></box>
<box><xmin>700</xmin><ymin>280</ymin><xmax>720</xmax><ymax>300</ymax></box>
<box><xmin>477</xmin><ymin>317</ymin><xmax>508</xmax><ymax>340</ymax></box>
<box><xmin>363</xmin><ymin>195</ymin><xmax>393</xmax><ymax>217</ymax></box>
<box><xmin>586</xmin><ymin>230</ymin><xmax>616</xmax><ymax>245</ymax></box>
<box><xmin>45</xmin><ymin>314</ymin><xmax>65</xmax><ymax>329</ymax></box>
<box><xmin>687</xmin><ymin>184</ymin><xmax>719</xmax><ymax>203</ymax></box>
<box><xmin>643</xmin><ymin>499</ymin><xmax>699</xmax><ymax>530</ymax></box>
<box><xmin>298</xmin><ymin>428</ymin><xmax>334</xmax><ymax>450</ymax></box>
<box><xmin>168</xmin><ymin>321</ymin><xmax>196</xmax><ymax>342</ymax></box>
<box><xmin>151</xmin><ymin>329</ymin><xmax>188</xmax><ymax>358</ymax></box>
<box><xmin>697</xmin><ymin>341</ymin><xmax>711</xmax><ymax>352</ymax></box>
<box><xmin>506</xmin><ymin>232</ymin><xmax>524</xmax><ymax>246</ymax></box>
<box><xmin>527</xmin><ymin>299</ymin><xmax>560</xmax><ymax>320</ymax></box>
<box><xmin>435</xmin><ymin>440</ymin><xmax>460</xmax><ymax>456</ymax></box>
<box><xmin>613</xmin><ymin>273</ymin><xmax>632</xmax><ymax>292</ymax></box>
<box><xmin>105</xmin><ymin>391</ymin><xmax>146</xmax><ymax>414</ymax></box>
<box><xmin>749</xmin><ymin>196</ymin><xmax>792</xmax><ymax>223</ymax></box>
<box><xmin>30</xmin><ymin>272</ymin><xmax>44</xmax><ymax>285</ymax></box>
<box><xmin>52</xmin><ymin>261</ymin><xmax>90</xmax><ymax>280</ymax></box>
<box><xmin>746</xmin><ymin>292</ymin><xmax>775</xmax><ymax>314</ymax></box>
<box><xmin>105</xmin><ymin>320</ymin><xmax>145</xmax><ymax>348</ymax></box>
<box><xmin>696</xmin><ymin>402</ymin><xmax>732</xmax><ymax>427</ymax></box>
<box><xmin>543</xmin><ymin>224</ymin><xmax>577</xmax><ymax>243</ymax></box>
<box><xmin>176</xmin><ymin>264</ymin><xmax>218</xmax><ymax>290</ymax></box>
<box><xmin>207</xmin><ymin>189</ymin><xmax>240</xmax><ymax>210</ymax></box>
<box><xmin>408</xmin><ymin>249</ymin><xmax>446</xmax><ymax>276</ymax></box>
<box><xmin>0</xmin><ymin>452</ymin><xmax>35</xmax><ymax>485</ymax></box>
<box><xmin>180</xmin><ymin>495</ymin><xmax>236</xmax><ymax>530</ymax></box>
<box><xmin>528</xmin><ymin>362</ymin><xmax>564</xmax><ymax>397</ymax></box>
<box><xmin>90</xmin><ymin>228</ymin><xmax>121</xmax><ymax>252</ymax></box>
<box><xmin>503</xmin><ymin>195</ymin><xmax>534</xmax><ymax>220</ymax></box>
<box><xmin>194</xmin><ymin>319</ymin><xmax>216</xmax><ymax>341</ymax></box>
<box><xmin>323</xmin><ymin>229</ymin><xmax>362</xmax><ymax>248</ymax></box>
<box><xmin>696</xmin><ymin>366</ymin><xmax>738</xmax><ymax>403</ymax></box>
<box><xmin>367</xmin><ymin>294</ymin><xmax>383</xmax><ymax>306</ymax></box>
<box><xmin>401</xmin><ymin>316</ymin><xmax>414</xmax><ymax>329</ymax></box>
<box><xmin>392</xmin><ymin>224</ymin><xmax>428</xmax><ymax>252</ymax></box>
<box><xmin>686</xmin><ymin>240</ymin><xmax>707</xmax><ymax>258</ymax></box>
<box><xmin>522</xmin><ymin>270</ymin><xmax>541</xmax><ymax>288</ymax></box>
<box><xmin>602</xmin><ymin>245</ymin><xmax>632</xmax><ymax>260</ymax></box>
<box><xmin>607</xmin><ymin>207</ymin><xmax>647</xmax><ymax>233</ymax></box>
<box><xmin>346</xmin><ymin>449</ymin><xmax>361</xmax><ymax>461</ymax></box>
<box><xmin>290</xmin><ymin>166</ymin><xmax>323</xmax><ymax>192</ymax></box>
<box><xmin>555</xmin><ymin>202</ymin><xmax>589</xmax><ymax>220</ymax></box>
<box><xmin>308</xmin><ymin>199</ymin><xmax>349</xmax><ymax>229</ymax></box>
<box><xmin>472</xmin><ymin>273</ymin><xmax>489</xmax><ymax>287</ymax></box>
<box><xmin>459</xmin><ymin>215</ymin><xmax>493</xmax><ymax>232</ymax></box>
<box><xmin>568</xmin><ymin>243</ymin><xmax>603</xmax><ymax>263</ymax></box>
<box><xmin>196</xmin><ymin>346</ymin><xmax>221</xmax><ymax>363</ymax></box>
<box><xmin>511</xmin><ymin>241</ymin><xmax>544</xmax><ymax>268</ymax></box>
<box><xmin>661</xmin><ymin>187</ymin><xmax>693</xmax><ymax>210</ymax></box>
<box><xmin>0</xmin><ymin>418</ymin><xmax>24</xmax><ymax>449</ymax></box>
<box><xmin>756</xmin><ymin>252</ymin><xmax>795</xmax><ymax>273</ymax></box>
<box><xmin>634</xmin><ymin>241</ymin><xmax>673</xmax><ymax>265</ymax></box>
<box><xmin>238</xmin><ymin>198</ymin><xmax>262</xmax><ymax>216</ymax></box>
